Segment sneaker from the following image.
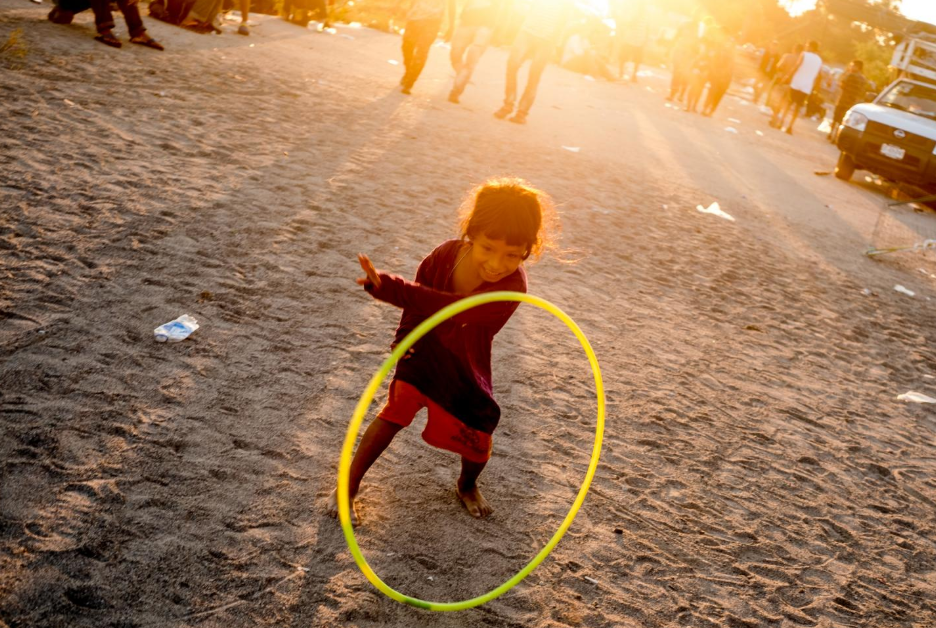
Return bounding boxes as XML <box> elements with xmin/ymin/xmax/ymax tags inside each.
<box><xmin>493</xmin><ymin>104</ymin><xmax>512</xmax><ymax>119</ymax></box>
<box><xmin>448</xmin><ymin>90</ymin><xmax>459</xmax><ymax>104</ymax></box>
<box><xmin>237</xmin><ymin>23</ymin><xmax>249</xmax><ymax>35</ymax></box>
<box><xmin>401</xmin><ymin>85</ymin><xmax>411</xmax><ymax>95</ymax></box>
<box><xmin>508</xmin><ymin>111</ymin><xmax>527</xmax><ymax>124</ymax></box>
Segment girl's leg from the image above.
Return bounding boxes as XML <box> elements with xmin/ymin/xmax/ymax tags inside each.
<box><xmin>327</xmin><ymin>417</ymin><xmax>404</xmax><ymax>524</ymax></box>
<box><xmin>456</xmin><ymin>457</ymin><xmax>492</xmax><ymax>518</ymax></box>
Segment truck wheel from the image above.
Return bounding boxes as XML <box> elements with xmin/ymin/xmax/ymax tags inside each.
<box><xmin>835</xmin><ymin>152</ymin><xmax>855</xmax><ymax>181</ymax></box>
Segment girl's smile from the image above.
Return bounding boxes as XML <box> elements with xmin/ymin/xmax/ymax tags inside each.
<box><xmin>469</xmin><ymin>234</ymin><xmax>526</xmax><ymax>284</ymax></box>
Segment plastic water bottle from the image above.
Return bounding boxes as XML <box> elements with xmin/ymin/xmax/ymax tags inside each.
<box><xmin>154</xmin><ymin>314</ymin><xmax>199</xmax><ymax>343</ymax></box>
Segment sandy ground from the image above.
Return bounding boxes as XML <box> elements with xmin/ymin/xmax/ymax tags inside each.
<box><xmin>2</xmin><ymin>4</ymin><xmax>936</xmax><ymax>627</ymax></box>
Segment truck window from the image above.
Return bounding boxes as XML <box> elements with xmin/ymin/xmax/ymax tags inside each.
<box><xmin>878</xmin><ymin>82</ymin><xmax>936</xmax><ymax>119</ymax></box>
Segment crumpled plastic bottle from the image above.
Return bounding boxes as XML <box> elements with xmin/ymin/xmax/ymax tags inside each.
<box><xmin>154</xmin><ymin>314</ymin><xmax>199</xmax><ymax>342</ymax></box>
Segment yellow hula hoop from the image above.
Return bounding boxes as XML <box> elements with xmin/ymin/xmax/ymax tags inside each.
<box><xmin>338</xmin><ymin>292</ymin><xmax>605</xmax><ymax>611</ymax></box>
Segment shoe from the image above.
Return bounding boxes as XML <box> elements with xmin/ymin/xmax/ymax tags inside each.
<box><xmin>784</xmin><ymin>127</ymin><xmax>793</xmax><ymax>135</ymax></box>
<box><xmin>448</xmin><ymin>90</ymin><xmax>459</xmax><ymax>104</ymax></box>
<box><xmin>237</xmin><ymin>23</ymin><xmax>249</xmax><ymax>35</ymax></box>
<box><xmin>130</xmin><ymin>34</ymin><xmax>164</xmax><ymax>50</ymax></box>
<box><xmin>94</xmin><ymin>30</ymin><xmax>122</xmax><ymax>48</ymax></box>
<box><xmin>493</xmin><ymin>104</ymin><xmax>512</xmax><ymax>119</ymax></box>
<box><xmin>401</xmin><ymin>85</ymin><xmax>411</xmax><ymax>95</ymax></box>
<box><xmin>508</xmin><ymin>111</ymin><xmax>527</xmax><ymax>124</ymax></box>
<box><xmin>48</xmin><ymin>6</ymin><xmax>74</xmax><ymax>23</ymax></box>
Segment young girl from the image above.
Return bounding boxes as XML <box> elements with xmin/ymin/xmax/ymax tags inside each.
<box><xmin>327</xmin><ymin>177</ymin><xmax>556</xmax><ymax>525</ymax></box>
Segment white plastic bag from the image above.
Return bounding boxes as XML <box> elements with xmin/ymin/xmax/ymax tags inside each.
<box><xmin>154</xmin><ymin>314</ymin><xmax>199</xmax><ymax>343</ymax></box>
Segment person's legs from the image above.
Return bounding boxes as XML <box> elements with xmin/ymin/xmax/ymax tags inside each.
<box><xmin>237</xmin><ymin>0</ymin><xmax>249</xmax><ymax>33</ymax></box>
<box><xmin>785</xmin><ymin>102</ymin><xmax>801</xmax><ymax>134</ymax></box>
<box><xmin>326</xmin><ymin>417</ymin><xmax>405</xmax><ymax>525</ymax></box>
<box><xmin>497</xmin><ymin>32</ymin><xmax>529</xmax><ymax>116</ymax></box>
<box><xmin>449</xmin><ymin>24</ymin><xmax>475</xmax><ymax>72</ymax></box>
<box><xmin>450</xmin><ymin>27</ymin><xmax>491</xmax><ymax>101</ymax></box>
<box><xmin>89</xmin><ymin>0</ymin><xmax>117</xmax><ymax>34</ymax></box>
<box><xmin>401</xmin><ymin>18</ymin><xmax>440</xmax><ymax>91</ymax></box>
<box><xmin>514</xmin><ymin>36</ymin><xmax>551</xmax><ymax>119</ymax></box>
<box><xmin>116</xmin><ymin>0</ymin><xmax>146</xmax><ymax>38</ymax></box>
<box><xmin>457</xmin><ymin>457</ymin><xmax>492</xmax><ymax>518</ymax></box>
<box><xmin>629</xmin><ymin>45</ymin><xmax>643</xmax><ymax>81</ymax></box>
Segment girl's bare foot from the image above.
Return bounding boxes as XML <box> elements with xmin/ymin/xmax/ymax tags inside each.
<box><xmin>326</xmin><ymin>488</ymin><xmax>360</xmax><ymax>526</ymax></box>
<box><xmin>456</xmin><ymin>484</ymin><xmax>492</xmax><ymax>518</ymax></box>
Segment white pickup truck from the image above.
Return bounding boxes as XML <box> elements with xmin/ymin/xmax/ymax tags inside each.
<box><xmin>834</xmin><ymin>78</ymin><xmax>936</xmax><ymax>189</ymax></box>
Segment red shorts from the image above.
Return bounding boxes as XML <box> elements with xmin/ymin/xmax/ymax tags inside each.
<box><xmin>378</xmin><ymin>380</ymin><xmax>492</xmax><ymax>463</ymax></box>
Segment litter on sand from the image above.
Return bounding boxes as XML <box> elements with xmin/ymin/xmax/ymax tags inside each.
<box><xmin>814</xmin><ymin>171</ymin><xmax>832</xmax><ymax>176</ymax></box>
<box><xmin>154</xmin><ymin>314</ymin><xmax>199</xmax><ymax>342</ymax></box>
<box><xmin>755</xmin><ymin>130</ymin><xmax>764</xmax><ymax>136</ymax></box>
<box><xmin>896</xmin><ymin>391</ymin><xmax>936</xmax><ymax>404</ymax></box>
<box><xmin>728</xmin><ymin>117</ymin><xmax>741</xmax><ymax>124</ymax></box>
<box><xmin>584</xmin><ymin>75</ymin><xmax>596</xmax><ymax>82</ymax></box>
<box><xmin>562</xmin><ymin>146</ymin><xmax>581</xmax><ymax>153</ymax></box>
<box><xmin>387</xmin><ymin>59</ymin><xmax>399</xmax><ymax>65</ymax></box>
<box><xmin>583</xmin><ymin>576</ymin><xmax>599</xmax><ymax>585</ymax></box>
<box><xmin>696</xmin><ymin>201</ymin><xmax>735</xmax><ymax>221</ymax></box>
<box><xmin>894</xmin><ymin>284</ymin><xmax>915</xmax><ymax>297</ymax></box>
<box><xmin>724</xmin><ymin>126</ymin><xmax>739</xmax><ymax>134</ymax></box>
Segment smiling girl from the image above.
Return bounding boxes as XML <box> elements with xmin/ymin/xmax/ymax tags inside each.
<box><xmin>327</xmin><ymin>177</ymin><xmax>557</xmax><ymax>525</ymax></box>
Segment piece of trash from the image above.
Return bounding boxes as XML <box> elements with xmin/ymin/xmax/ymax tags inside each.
<box><xmin>894</xmin><ymin>284</ymin><xmax>915</xmax><ymax>297</ymax></box>
<box><xmin>728</xmin><ymin>117</ymin><xmax>741</xmax><ymax>124</ymax></box>
<box><xmin>755</xmin><ymin>130</ymin><xmax>764</xmax><ymax>136</ymax></box>
<box><xmin>861</xmin><ymin>288</ymin><xmax>874</xmax><ymax>296</ymax></box>
<box><xmin>744</xmin><ymin>324</ymin><xmax>764</xmax><ymax>332</ymax></box>
<box><xmin>924</xmin><ymin>374</ymin><xmax>935</xmax><ymax>380</ymax></box>
<box><xmin>613</xmin><ymin>528</ymin><xmax>623</xmax><ymax>534</ymax></box>
<box><xmin>583</xmin><ymin>74</ymin><xmax>595</xmax><ymax>82</ymax></box>
<box><xmin>561</xmin><ymin>146</ymin><xmax>580</xmax><ymax>153</ymax></box>
<box><xmin>387</xmin><ymin>59</ymin><xmax>399</xmax><ymax>65</ymax></box>
<box><xmin>696</xmin><ymin>201</ymin><xmax>735</xmax><ymax>221</ymax></box>
<box><xmin>896</xmin><ymin>391</ymin><xmax>936</xmax><ymax>404</ymax></box>
<box><xmin>427</xmin><ymin>575</ymin><xmax>435</xmax><ymax>581</ymax></box>
<box><xmin>662</xmin><ymin>204</ymin><xmax>669</xmax><ymax>210</ymax></box>
<box><xmin>348</xmin><ymin>21</ymin><xmax>362</xmax><ymax>28</ymax></box>
<box><xmin>758</xmin><ymin>105</ymin><xmax>772</xmax><ymax>115</ymax></box>
<box><xmin>249</xmin><ymin>43</ymin><xmax>255</xmax><ymax>48</ymax></box>
<box><xmin>817</xmin><ymin>118</ymin><xmax>832</xmax><ymax>133</ymax></box>
<box><xmin>724</xmin><ymin>126</ymin><xmax>739</xmax><ymax>134</ymax></box>
<box><xmin>583</xmin><ymin>576</ymin><xmax>599</xmax><ymax>585</ymax></box>
<box><xmin>814</xmin><ymin>171</ymin><xmax>832</xmax><ymax>176</ymax></box>
<box><xmin>64</xmin><ymin>99</ymin><xmax>75</xmax><ymax>106</ymax></box>
<box><xmin>324</xmin><ymin>27</ymin><xmax>337</xmax><ymax>34</ymax></box>
<box><xmin>154</xmin><ymin>314</ymin><xmax>199</xmax><ymax>343</ymax></box>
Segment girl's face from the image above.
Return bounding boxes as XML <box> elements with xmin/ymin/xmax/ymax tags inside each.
<box><xmin>469</xmin><ymin>233</ymin><xmax>527</xmax><ymax>283</ymax></box>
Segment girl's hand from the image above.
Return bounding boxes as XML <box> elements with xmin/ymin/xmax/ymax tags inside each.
<box><xmin>356</xmin><ymin>253</ymin><xmax>382</xmax><ymax>289</ymax></box>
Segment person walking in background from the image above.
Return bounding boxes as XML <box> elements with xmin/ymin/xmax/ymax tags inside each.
<box><xmin>494</xmin><ymin>0</ymin><xmax>571</xmax><ymax>124</ymax></box>
<box><xmin>764</xmin><ymin>42</ymin><xmax>803</xmax><ymax>111</ymax></box>
<box><xmin>828</xmin><ymin>59</ymin><xmax>869</xmax><ymax>140</ymax></box>
<box><xmin>666</xmin><ymin>18</ymin><xmax>699</xmax><ymax>104</ymax></box>
<box><xmin>754</xmin><ymin>40</ymin><xmax>780</xmax><ymax>103</ymax></box>
<box><xmin>399</xmin><ymin>0</ymin><xmax>456</xmax><ymax>95</ymax></box>
<box><xmin>48</xmin><ymin>0</ymin><xmax>164</xmax><ymax>48</ymax></box>
<box><xmin>702</xmin><ymin>34</ymin><xmax>734</xmax><ymax>117</ymax></box>
<box><xmin>684</xmin><ymin>24</ymin><xmax>720</xmax><ymax>114</ymax></box>
<box><xmin>613</xmin><ymin>0</ymin><xmax>650</xmax><ymax>82</ymax></box>
<box><xmin>771</xmin><ymin>40</ymin><xmax>822</xmax><ymax>135</ymax></box>
<box><xmin>448</xmin><ymin>0</ymin><xmax>502</xmax><ymax>104</ymax></box>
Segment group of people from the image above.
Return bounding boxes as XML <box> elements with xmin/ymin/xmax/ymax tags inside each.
<box><xmin>45</xmin><ymin>0</ymin><xmax>264</xmax><ymax>50</ymax></box>
<box><xmin>398</xmin><ymin>0</ymin><xmax>573</xmax><ymax>124</ymax></box>
<box><xmin>399</xmin><ymin>0</ymin><xmax>661</xmax><ymax>124</ymax></box>
<box><xmin>666</xmin><ymin>17</ymin><xmax>735</xmax><ymax>117</ymax></box>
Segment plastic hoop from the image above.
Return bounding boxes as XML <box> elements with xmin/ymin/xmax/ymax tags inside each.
<box><xmin>338</xmin><ymin>291</ymin><xmax>605</xmax><ymax>611</ymax></box>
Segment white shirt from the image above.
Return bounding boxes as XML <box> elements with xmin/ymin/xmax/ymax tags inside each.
<box><xmin>790</xmin><ymin>51</ymin><xmax>822</xmax><ymax>94</ymax></box>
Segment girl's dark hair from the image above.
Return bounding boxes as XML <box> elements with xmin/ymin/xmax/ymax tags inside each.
<box><xmin>458</xmin><ymin>177</ymin><xmax>558</xmax><ymax>260</ymax></box>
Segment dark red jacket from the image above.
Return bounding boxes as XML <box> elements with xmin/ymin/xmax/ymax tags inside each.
<box><xmin>366</xmin><ymin>240</ymin><xmax>527</xmax><ymax>434</ymax></box>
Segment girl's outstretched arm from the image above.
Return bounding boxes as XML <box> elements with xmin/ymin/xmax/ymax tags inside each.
<box><xmin>358</xmin><ymin>258</ymin><xmax>523</xmax><ymax>330</ymax></box>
